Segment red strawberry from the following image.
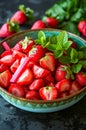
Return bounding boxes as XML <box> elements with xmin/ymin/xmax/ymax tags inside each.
<box><xmin>44</xmin><ymin>17</ymin><xmax>58</xmax><ymax>28</ymax></box>
<box><xmin>1</xmin><ymin>50</ymin><xmax>12</xmax><ymax>58</ymax></box>
<box><xmin>44</xmin><ymin>73</ymin><xmax>54</xmax><ymax>84</ymax></box>
<box><xmin>8</xmin><ymin>84</ymin><xmax>25</xmax><ymax>97</ymax></box>
<box><xmin>76</xmin><ymin>71</ymin><xmax>86</xmax><ymax>87</ymax></box>
<box><xmin>13</xmin><ymin>37</ymin><xmax>34</xmax><ymax>53</ymax></box>
<box><xmin>0</xmin><ymin>64</ymin><xmax>9</xmax><ymax>73</ymax></box>
<box><xmin>33</xmin><ymin>65</ymin><xmax>50</xmax><ymax>79</ymax></box>
<box><xmin>40</xmin><ymin>53</ymin><xmax>55</xmax><ymax>71</ymax></box>
<box><xmin>17</xmin><ymin>68</ymin><xmax>33</xmax><ymax>85</ymax></box>
<box><xmin>78</xmin><ymin>20</ymin><xmax>86</xmax><ymax>36</ymax></box>
<box><xmin>29</xmin><ymin>79</ymin><xmax>44</xmax><ymax>91</ymax></box>
<box><xmin>26</xmin><ymin>91</ymin><xmax>41</xmax><ymax>100</ymax></box>
<box><xmin>59</xmin><ymin>91</ymin><xmax>70</xmax><ymax>98</ymax></box>
<box><xmin>0</xmin><ymin>54</ymin><xmax>15</xmax><ymax>66</ymax></box>
<box><xmin>10</xmin><ymin>5</ymin><xmax>34</xmax><ymax>25</ymax></box>
<box><xmin>39</xmin><ymin>86</ymin><xmax>58</xmax><ymax>100</ymax></box>
<box><xmin>55</xmin><ymin>65</ymin><xmax>68</xmax><ymax>82</ymax></box>
<box><xmin>31</xmin><ymin>20</ymin><xmax>46</xmax><ymax>29</ymax></box>
<box><xmin>28</xmin><ymin>45</ymin><xmax>46</xmax><ymax>62</ymax></box>
<box><xmin>55</xmin><ymin>79</ymin><xmax>71</xmax><ymax>92</ymax></box>
<box><xmin>0</xmin><ymin>70</ymin><xmax>12</xmax><ymax>88</ymax></box>
<box><xmin>70</xmin><ymin>81</ymin><xmax>81</xmax><ymax>94</ymax></box>
<box><xmin>10</xmin><ymin>59</ymin><xmax>20</xmax><ymax>73</ymax></box>
<box><xmin>12</xmin><ymin>50</ymin><xmax>26</xmax><ymax>59</ymax></box>
<box><xmin>0</xmin><ymin>21</ymin><xmax>20</xmax><ymax>38</ymax></box>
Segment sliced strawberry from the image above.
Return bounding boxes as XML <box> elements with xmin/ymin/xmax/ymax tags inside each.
<box><xmin>59</xmin><ymin>91</ymin><xmax>70</xmax><ymax>98</ymax></box>
<box><xmin>16</xmin><ymin>68</ymin><xmax>33</xmax><ymax>85</ymax></box>
<box><xmin>1</xmin><ymin>50</ymin><xmax>12</xmax><ymax>58</ymax></box>
<box><xmin>0</xmin><ymin>64</ymin><xmax>9</xmax><ymax>73</ymax></box>
<box><xmin>28</xmin><ymin>45</ymin><xmax>46</xmax><ymax>62</ymax></box>
<box><xmin>55</xmin><ymin>79</ymin><xmax>71</xmax><ymax>92</ymax></box>
<box><xmin>31</xmin><ymin>20</ymin><xmax>46</xmax><ymax>29</ymax></box>
<box><xmin>0</xmin><ymin>54</ymin><xmax>15</xmax><ymax>66</ymax></box>
<box><xmin>10</xmin><ymin>59</ymin><xmax>20</xmax><ymax>73</ymax></box>
<box><xmin>40</xmin><ymin>53</ymin><xmax>55</xmax><ymax>71</ymax></box>
<box><xmin>0</xmin><ymin>70</ymin><xmax>12</xmax><ymax>88</ymax></box>
<box><xmin>70</xmin><ymin>81</ymin><xmax>81</xmax><ymax>94</ymax></box>
<box><xmin>29</xmin><ymin>79</ymin><xmax>44</xmax><ymax>91</ymax></box>
<box><xmin>26</xmin><ymin>91</ymin><xmax>41</xmax><ymax>100</ymax></box>
<box><xmin>33</xmin><ymin>65</ymin><xmax>50</xmax><ymax>79</ymax></box>
<box><xmin>76</xmin><ymin>71</ymin><xmax>86</xmax><ymax>87</ymax></box>
<box><xmin>39</xmin><ymin>86</ymin><xmax>58</xmax><ymax>100</ymax></box>
<box><xmin>8</xmin><ymin>84</ymin><xmax>25</xmax><ymax>97</ymax></box>
<box><xmin>55</xmin><ymin>65</ymin><xmax>68</xmax><ymax>82</ymax></box>
<box><xmin>12</xmin><ymin>50</ymin><xmax>26</xmax><ymax>59</ymax></box>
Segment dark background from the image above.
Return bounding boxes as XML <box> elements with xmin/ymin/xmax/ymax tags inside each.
<box><xmin>0</xmin><ymin>0</ymin><xmax>86</xmax><ymax>130</ymax></box>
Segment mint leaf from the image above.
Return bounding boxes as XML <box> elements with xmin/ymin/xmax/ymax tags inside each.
<box><xmin>78</xmin><ymin>60</ymin><xmax>86</xmax><ymax>69</ymax></box>
<box><xmin>70</xmin><ymin>48</ymin><xmax>78</xmax><ymax>63</ymax></box>
<box><xmin>72</xmin><ymin>63</ymin><xmax>82</xmax><ymax>73</ymax></box>
<box><xmin>59</xmin><ymin>56</ymin><xmax>71</xmax><ymax>64</ymax></box>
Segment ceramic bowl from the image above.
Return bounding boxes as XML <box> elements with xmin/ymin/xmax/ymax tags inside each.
<box><xmin>0</xmin><ymin>29</ymin><xmax>86</xmax><ymax>113</ymax></box>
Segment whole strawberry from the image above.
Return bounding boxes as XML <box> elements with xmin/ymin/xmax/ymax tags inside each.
<box><xmin>31</xmin><ymin>20</ymin><xmax>46</xmax><ymax>29</ymax></box>
<box><xmin>0</xmin><ymin>20</ymin><xmax>20</xmax><ymax>38</ymax></box>
<box><xmin>43</xmin><ymin>17</ymin><xmax>58</xmax><ymax>28</ymax></box>
<box><xmin>11</xmin><ymin>5</ymin><xmax>34</xmax><ymax>25</ymax></box>
<box><xmin>78</xmin><ymin>20</ymin><xmax>86</xmax><ymax>36</ymax></box>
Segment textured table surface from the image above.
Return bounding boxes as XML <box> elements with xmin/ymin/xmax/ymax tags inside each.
<box><xmin>0</xmin><ymin>0</ymin><xmax>86</xmax><ymax>130</ymax></box>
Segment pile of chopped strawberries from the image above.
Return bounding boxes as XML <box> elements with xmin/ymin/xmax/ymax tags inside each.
<box><xmin>0</xmin><ymin>31</ymin><xmax>86</xmax><ymax>100</ymax></box>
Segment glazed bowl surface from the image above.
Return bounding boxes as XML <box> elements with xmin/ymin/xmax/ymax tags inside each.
<box><xmin>0</xmin><ymin>29</ymin><xmax>86</xmax><ymax>113</ymax></box>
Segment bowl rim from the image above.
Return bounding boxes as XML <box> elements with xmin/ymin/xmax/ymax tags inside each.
<box><xmin>0</xmin><ymin>28</ymin><xmax>86</xmax><ymax>104</ymax></box>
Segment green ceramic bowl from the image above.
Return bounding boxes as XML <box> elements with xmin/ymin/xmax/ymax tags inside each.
<box><xmin>0</xmin><ymin>29</ymin><xmax>86</xmax><ymax>113</ymax></box>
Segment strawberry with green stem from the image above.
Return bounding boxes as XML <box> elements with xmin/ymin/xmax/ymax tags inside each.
<box><xmin>11</xmin><ymin>5</ymin><xmax>34</xmax><ymax>25</ymax></box>
<box><xmin>0</xmin><ymin>20</ymin><xmax>20</xmax><ymax>38</ymax></box>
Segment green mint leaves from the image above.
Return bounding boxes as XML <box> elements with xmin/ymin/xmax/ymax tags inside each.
<box><xmin>35</xmin><ymin>30</ymin><xmax>86</xmax><ymax>74</ymax></box>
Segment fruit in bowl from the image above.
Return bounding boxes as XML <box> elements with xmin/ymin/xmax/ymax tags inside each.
<box><xmin>0</xmin><ymin>29</ymin><xmax>86</xmax><ymax>113</ymax></box>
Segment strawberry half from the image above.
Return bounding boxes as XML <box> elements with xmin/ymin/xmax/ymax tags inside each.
<box><xmin>28</xmin><ymin>45</ymin><xmax>46</xmax><ymax>62</ymax></box>
<box><xmin>29</xmin><ymin>79</ymin><xmax>44</xmax><ymax>91</ymax></box>
<box><xmin>33</xmin><ymin>65</ymin><xmax>50</xmax><ymax>79</ymax></box>
<box><xmin>8</xmin><ymin>84</ymin><xmax>25</xmax><ymax>97</ymax></box>
<box><xmin>40</xmin><ymin>53</ymin><xmax>55</xmax><ymax>71</ymax></box>
<box><xmin>39</xmin><ymin>86</ymin><xmax>58</xmax><ymax>100</ymax></box>
<box><xmin>0</xmin><ymin>70</ymin><xmax>12</xmax><ymax>88</ymax></box>
<box><xmin>26</xmin><ymin>91</ymin><xmax>41</xmax><ymax>100</ymax></box>
<box><xmin>55</xmin><ymin>79</ymin><xmax>71</xmax><ymax>92</ymax></box>
<box><xmin>16</xmin><ymin>68</ymin><xmax>33</xmax><ymax>85</ymax></box>
<box><xmin>70</xmin><ymin>81</ymin><xmax>81</xmax><ymax>94</ymax></box>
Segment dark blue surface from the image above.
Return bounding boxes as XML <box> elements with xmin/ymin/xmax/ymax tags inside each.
<box><xmin>0</xmin><ymin>0</ymin><xmax>86</xmax><ymax>130</ymax></box>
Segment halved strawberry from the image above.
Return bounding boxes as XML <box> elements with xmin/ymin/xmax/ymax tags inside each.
<box><xmin>8</xmin><ymin>84</ymin><xmax>25</xmax><ymax>97</ymax></box>
<box><xmin>10</xmin><ymin>59</ymin><xmax>20</xmax><ymax>73</ymax></box>
<box><xmin>1</xmin><ymin>50</ymin><xmax>12</xmax><ymax>58</ymax></box>
<box><xmin>0</xmin><ymin>70</ymin><xmax>12</xmax><ymax>88</ymax></box>
<box><xmin>28</xmin><ymin>45</ymin><xmax>46</xmax><ymax>62</ymax></box>
<box><xmin>16</xmin><ymin>68</ymin><xmax>33</xmax><ymax>85</ymax></box>
<box><xmin>39</xmin><ymin>86</ymin><xmax>58</xmax><ymax>100</ymax></box>
<box><xmin>29</xmin><ymin>79</ymin><xmax>44</xmax><ymax>91</ymax></box>
<box><xmin>70</xmin><ymin>80</ymin><xmax>81</xmax><ymax>94</ymax></box>
<box><xmin>0</xmin><ymin>54</ymin><xmax>15</xmax><ymax>66</ymax></box>
<box><xmin>32</xmin><ymin>65</ymin><xmax>50</xmax><ymax>79</ymax></box>
<box><xmin>55</xmin><ymin>79</ymin><xmax>71</xmax><ymax>92</ymax></box>
<box><xmin>0</xmin><ymin>64</ymin><xmax>9</xmax><ymax>73</ymax></box>
<box><xmin>76</xmin><ymin>71</ymin><xmax>86</xmax><ymax>87</ymax></box>
<box><xmin>12</xmin><ymin>50</ymin><xmax>26</xmax><ymax>59</ymax></box>
<box><xmin>26</xmin><ymin>91</ymin><xmax>41</xmax><ymax>100</ymax></box>
<box><xmin>40</xmin><ymin>53</ymin><xmax>55</xmax><ymax>71</ymax></box>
